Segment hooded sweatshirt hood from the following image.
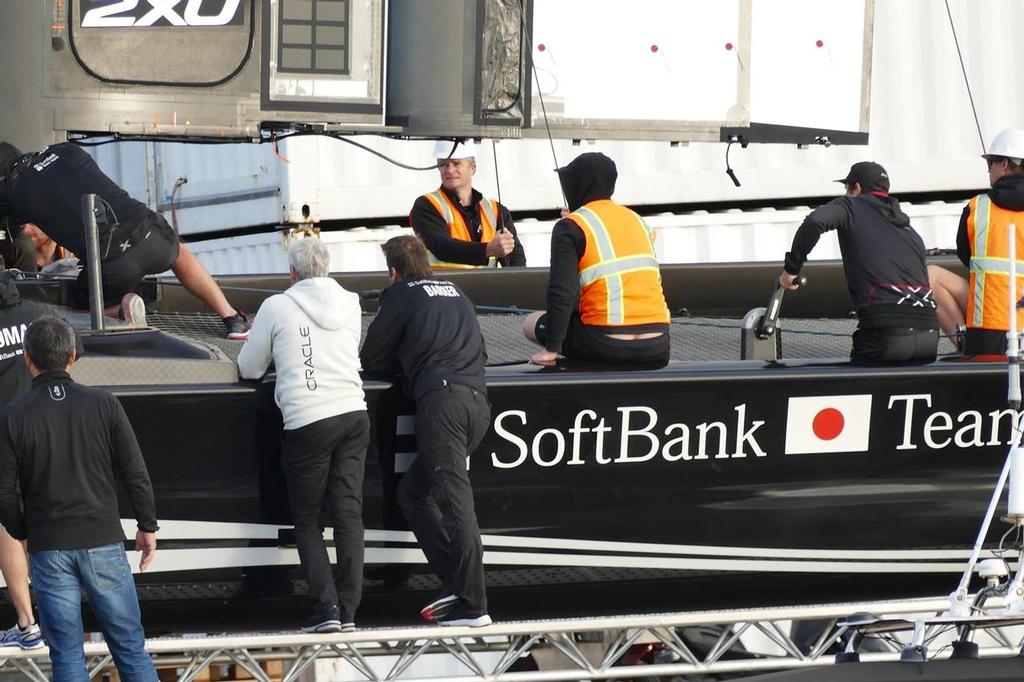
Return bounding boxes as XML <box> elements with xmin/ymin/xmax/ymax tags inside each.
<box><xmin>237</xmin><ymin>275</ymin><xmax>365</xmax><ymax>430</ymax></box>
<box><xmin>557</xmin><ymin>152</ymin><xmax>617</xmax><ymax>212</ymax></box>
<box><xmin>989</xmin><ymin>174</ymin><xmax>1024</xmax><ymax>211</ymax></box>
<box><xmin>0</xmin><ymin>272</ymin><xmax>20</xmax><ymax>307</ymax></box>
<box><xmin>283</xmin><ymin>277</ymin><xmax>351</xmax><ymax>330</ymax></box>
<box><xmin>859</xmin><ymin>192</ymin><xmax>911</xmax><ymax>228</ymax></box>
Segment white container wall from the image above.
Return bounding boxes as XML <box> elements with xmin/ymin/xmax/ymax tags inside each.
<box><xmin>90</xmin><ymin>1</ymin><xmax>1012</xmax><ymax>237</ymax></box>
<box><xmin>187</xmin><ymin>200</ymin><xmax>965</xmax><ymax>275</ymax></box>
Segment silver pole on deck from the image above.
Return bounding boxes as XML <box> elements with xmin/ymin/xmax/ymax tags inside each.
<box><xmin>81</xmin><ymin>193</ymin><xmax>104</xmax><ymax>331</ymax></box>
<box><xmin>949</xmin><ymin>223</ymin><xmax>1024</xmax><ymax>616</ymax></box>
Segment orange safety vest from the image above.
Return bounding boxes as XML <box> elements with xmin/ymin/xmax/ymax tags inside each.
<box><xmin>565</xmin><ymin>199</ymin><xmax>670</xmax><ymax>327</ymax></box>
<box><xmin>966</xmin><ymin>193</ymin><xmax>1024</xmax><ymax>331</ymax></box>
<box><xmin>419</xmin><ymin>190</ymin><xmax>499</xmax><ymax>269</ymax></box>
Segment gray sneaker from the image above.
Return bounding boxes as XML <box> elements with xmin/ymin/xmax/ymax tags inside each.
<box><xmin>0</xmin><ymin>622</ymin><xmax>43</xmax><ymax>649</ymax></box>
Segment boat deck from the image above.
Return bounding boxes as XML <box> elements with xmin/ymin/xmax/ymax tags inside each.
<box><xmin>145</xmin><ymin>312</ymin><xmax>878</xmax><ymax>364</ymax></box>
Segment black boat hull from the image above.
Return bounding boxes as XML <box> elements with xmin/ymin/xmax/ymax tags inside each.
<box><xmin>36</xmin><ymin>355</ymin><xmax>1013</xmax><ymax>632</ymax></box>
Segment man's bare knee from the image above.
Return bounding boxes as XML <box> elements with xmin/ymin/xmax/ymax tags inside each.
<box><xmin>522</xmin><ymin>311</ymin><xmax>544</xmax><ymax>342</ymax></box>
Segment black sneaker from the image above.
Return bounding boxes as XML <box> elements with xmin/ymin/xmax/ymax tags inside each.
<box><xmin>223</xmin><ymin>311</ymin><xmax>251</xmax><ymax>341</ymax></box>
<box><xmin>420</xmin><ymin>594</ymin><xmax>459</xmax><ymax>622</ymax></box>
<box><xmin>437</xmin><ymin>605</ymin><xmax>491</xmax><ymax>628</ymax></box>
<box><xmin>301</xmin><ymin>605</ymin><xmax>342</xmax><ymax>634</ymax></box>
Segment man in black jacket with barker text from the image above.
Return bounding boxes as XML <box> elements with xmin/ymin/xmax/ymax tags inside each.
<box><xmin>0</xmin><ymin>317</ymin><xmax>158</xmax><ymax>681</ymax></box>
<box><xmin>360</xmin><ymin>236</ymin><xmax>492</xmax><ymax>628</ymax></box>
<box><xmin>780</xmin><ymin>161</ymin><xmax>938</xmax><ymax>362</ymax></box>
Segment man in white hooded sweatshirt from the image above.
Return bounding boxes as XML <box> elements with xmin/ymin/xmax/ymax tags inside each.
<box><xmin>237</xmin><ymin>238</ymin><xmax>367</xmax><ymax>633</ymax></box>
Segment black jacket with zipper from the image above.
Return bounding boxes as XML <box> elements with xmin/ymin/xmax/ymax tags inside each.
<box><xmin>0</xmin><ymin>371</ymin><xmax>157</xmax><ymax>553</ymax></box>
<box><xmin>784</xmin><ymin>193</ymin><xmax>938</xmax><ymax>329</ymax></box>
<box><xmin>360</xmin><ymin>276</ymin><xmax>487</xmax><ymax>401</ymax></box>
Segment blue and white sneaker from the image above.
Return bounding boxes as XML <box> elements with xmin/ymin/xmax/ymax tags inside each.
<box><xmin>0</xmin><ymin>622</ymin><xmax>44</xmax><ymax>649</ymax></box>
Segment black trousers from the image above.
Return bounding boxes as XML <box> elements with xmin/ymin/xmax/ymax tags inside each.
<box><xmin>398</xmin><ymin>383</ymin><xmax>490</xmax><ymax>612</ymax></box>
<box><xmin>535</xmin><ymin>313</ymin><xmax>670</xmax><ymax>364</ymax></box>
<box><xmin>851</xmin><ymin>326</ymin><xmax>938</xmax><ymax>363</ymax></box>
<box><xmin>280</xmin><ymin>411</ymin><xmax>369</xmax><ymax>622</ymax></box>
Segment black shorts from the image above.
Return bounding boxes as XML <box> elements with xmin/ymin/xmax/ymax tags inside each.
<box><xmin>535</xmin><ymin>313</ymin><xmax>670</xmax><ymax>364</ymax></box>
<box><xmin>851</xmin><ymin>326</ymin><xmax>938</xmax><ymax>363</ymax></box>
<box><xmin>963</xmin><ymin>328</ymin><xmax>1009</xmax><ymax>356</ymax></box>
<box><xmin>71</xmin><ymin>214</ymin><xmax>180</xmax><ymax>309</ymax></box>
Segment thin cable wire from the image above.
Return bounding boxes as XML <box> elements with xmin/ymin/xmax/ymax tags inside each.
<box><xmin>516</xmin><ymin>0</ymin><xmax>567</xmax><ymax>207</ymax></box>
<box><xmin>492</xmin><ymin>139</ymin><xmax>505</xmax><ymax>232</ymax></box>
<box><xmin>70</xmin><ymin>132</ymin><xmax>452</xmax><ymax>172</ymax></box>
<box><xmin>945</xmin><ymin>0</ymin><xmax>986</xmax><ymax>152</ymax></box>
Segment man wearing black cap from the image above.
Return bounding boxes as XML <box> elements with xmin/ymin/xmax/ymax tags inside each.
<box><xmin>779</xmin><ymin>161</ymin><xmax>939</xmax><ymax>362</ymax></box>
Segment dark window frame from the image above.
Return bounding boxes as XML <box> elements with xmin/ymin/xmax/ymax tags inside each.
<box><xmin>277</xmin><ymin>0</ymin><xmax>351</xmax><ymax>76</ymax></box>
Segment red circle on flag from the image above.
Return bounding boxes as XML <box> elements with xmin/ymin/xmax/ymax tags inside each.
<box><xmin>812</xmin><ymin>408</ymin><xmax>844</xmax><ymax>440</ymax></box>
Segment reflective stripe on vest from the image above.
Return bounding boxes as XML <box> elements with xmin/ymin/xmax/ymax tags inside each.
<box><xmin>967</xmin><ymin>193</ymin><xmax>1024</xmax><ymax>330</ymax></box>
<box><xmin>421</xmin><ymin>191</ymin><xmax>498</xmax><ymax>269</ymax></box>
<box><xmin>971</xmin><ymin>195</ymin><xmax>990</xmax><ymax>326</ymax></box>
<box><xmin>569</xmin><ymin>202</ymin><xmax>668</xmax><ymax>326</ymax></box>
<box><xmin>574</xmin><ymin>207</ymin><xmax>625</xmax><ymax>323</ymax></box>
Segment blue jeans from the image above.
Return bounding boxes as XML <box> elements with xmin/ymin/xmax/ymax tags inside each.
<box><xmin>30</xmin><ymin>543</ymin><xmax>156</xmax><ymax>682</ymax></box>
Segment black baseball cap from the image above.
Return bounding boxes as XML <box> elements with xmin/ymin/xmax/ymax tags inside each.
<box><xmin>836</xmin><ymin>161</ymin><xmax>890</xmax><ymax>192</ymax></box>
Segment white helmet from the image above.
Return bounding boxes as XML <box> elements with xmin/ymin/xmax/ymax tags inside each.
<box><xmin>434</xmin><ymin>139</ymin><xmax>476</xmax><ymax>161</ymax></box>
<box><xmin>984</xmin><ymin>128</ymin><xmax>1024</xmax><ymax>164</ymax></box>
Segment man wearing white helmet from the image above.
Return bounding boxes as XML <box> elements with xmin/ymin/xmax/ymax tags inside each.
<box><xmin>409</xmin><ymin>140</ymin><xmax>525</xmax><ymax>269</ymax></box>
<box><xmin>929</xmin><ymin>128</ymin><xmax>1024</xmax><ymax>354</ymax></box>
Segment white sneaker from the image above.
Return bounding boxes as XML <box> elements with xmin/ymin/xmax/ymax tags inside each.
<box><xmin>0</xmin><ymin>622</ymin><xmax>43</xmax><ymax>649</ymax></box>
<box><xmin>120</xmin><ymin>293</ymin><xmax>147</xmax><ymax>329</ymax></box>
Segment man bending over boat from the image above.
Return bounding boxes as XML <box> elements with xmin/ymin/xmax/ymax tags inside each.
<box><xmin>929</xmin><ymin>129</ymin><xmax>1024</xmax><ymax>354</ymax></box>
<box><xmin>522</xmin><ymin>152</ymin><xmax>671</xmax><ymax>366</ymax></box>
<box><xmin>410</xmin><ymin>140</ymin><xmax>525</xmax><ymax>269</ymax></box>
<box><xmin>779</xmin><ymin>161</ymin><xmax>938</xmax><ymax>362</ymax></box>
<box><xmin>0</xmin><ymin>141</ymin><xmax>250</xmax><ymax>339</ymax></box>
<box><xmin>237</xmin><ymin>238</ymin><xmax>368</xmax><ymax>633</ymax></box>
<box><xmin>361</xmin><ymin>236</ymin><xmax>492</xmax><ymax>627</ymax></box>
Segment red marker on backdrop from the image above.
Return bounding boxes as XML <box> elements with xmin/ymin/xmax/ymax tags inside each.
<box><xmin>650</xmin><ymin>43</ymin><xmax>671</xmax><ymax>72</ymax></box>
<box><xmin>816</xmin><ymin>38</ymin><xmax>835</xmax><ymax>67</ymax></box>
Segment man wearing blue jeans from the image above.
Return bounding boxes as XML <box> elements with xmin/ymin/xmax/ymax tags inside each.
<box><xmin>0</xmin><ymin>317</ymin><xmax>158</xmax><ymax>681</ymax></box>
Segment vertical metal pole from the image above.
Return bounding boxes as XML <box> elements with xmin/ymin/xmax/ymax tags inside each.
<box><xmin>81</xmin><ymin>194</ymin><xmax>104</xmax><ymax>331</ymax></box>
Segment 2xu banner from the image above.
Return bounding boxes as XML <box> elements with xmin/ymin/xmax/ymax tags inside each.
<box><xmin>80</xmin><ymin>0</ymin><xmax>243</xmax><ymax>27</ymax></box>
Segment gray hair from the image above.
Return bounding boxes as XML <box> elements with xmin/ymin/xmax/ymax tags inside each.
<box><xmin>288</xmin><ymin>238</ymin><xmax>331</xmax><ymax>280</ymax></box>
<box><xmin>23</xmin><ymin>317</ymin><xmax>76</xmax><ymax>372</ymax></box>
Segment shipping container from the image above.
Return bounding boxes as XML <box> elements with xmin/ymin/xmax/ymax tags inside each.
<box><xmin>83</xmin><ymin>0</ymin><xmax>1019</xmax><ymax>240</ymax></box>
<box><xmin>186</xmin><ymin>199</ymin><xmax>964</xmax><ymax>274</ymax></box>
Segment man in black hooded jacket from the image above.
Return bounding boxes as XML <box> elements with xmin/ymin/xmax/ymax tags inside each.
<box><xmin>522</xmin><ymin>152</ymin><xmax>670</xmax><ymax>365</ymax></box>
<box><xmin>780</xmin><ymin>161</ymin><xmax>938</xmax><ymax>362</ymax></box>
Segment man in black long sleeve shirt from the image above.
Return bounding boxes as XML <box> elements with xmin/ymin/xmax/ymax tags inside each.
<box><xmin>410</xmin><ymin>140</ymin><xmax>525</xmax><ymax>269</ymax></box>
<box><xmin>0</xmin><ymin>141</ymin><xmax>250</xmax><ymax>339</ymax></box>
<box><xmin>780</xmin><ymin>161</ymin><xmax>938</xmax><ymax>362</ymax></box>
<box><xmin>361</xmin><ymin>236</ymin><xmax>491</xmax><ymax>628</ymax></box>
<box><xmin>0</xmin><ymin>317</ymin><xmax>158</xmax><ymax>681</ymax></box>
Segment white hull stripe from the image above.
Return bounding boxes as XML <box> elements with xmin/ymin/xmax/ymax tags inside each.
<box><xmin>47</xmin><ymin>547</ymin><xmax>998</xmax><ymax>580</ymax></box>
<box><xmin>134</xmin><ymin>520</ymin><xmax>986</xmax><ymax>562</ymax></box>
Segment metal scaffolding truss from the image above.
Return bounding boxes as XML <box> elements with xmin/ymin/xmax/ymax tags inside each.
<box><xmin>2</xmin><ymin>596</ymin><xmax>1023</xmax><ymax>681</ymax></box>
